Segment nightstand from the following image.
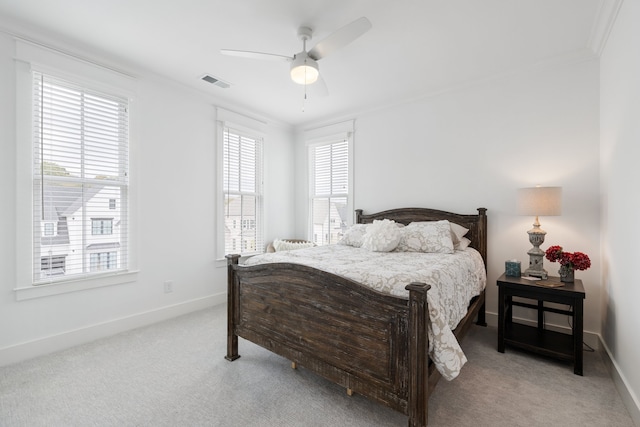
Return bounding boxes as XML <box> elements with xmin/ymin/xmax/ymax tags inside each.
<box><xmin>497</xmin><ymin>273</ymin><xmax>585</xmax><ymax>375</ymax></box>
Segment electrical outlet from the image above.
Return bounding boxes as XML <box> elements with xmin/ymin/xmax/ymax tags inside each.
<box><xmin>164</xmin><ymin>280</ymin><xmax>173</xmax><ymax>293</ymax></box>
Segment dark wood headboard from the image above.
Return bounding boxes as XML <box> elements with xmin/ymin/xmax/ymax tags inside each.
<box><xmin>355</xmin><ymin>207</ymin><xmax>487</xmax><ymax>268</ymax></box>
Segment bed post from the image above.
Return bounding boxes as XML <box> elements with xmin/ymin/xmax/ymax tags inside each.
<box><xmin>355</xmin><ymin>209</ymin><xmax>363</xmax><ymax>224</ymax></box>
<box><xmin>476</xmin><ymin>208</ymin><xmax>487</xmax><ymax>268</ymax></box>
<box><xmin>225</xmin><ymin>254</ymin><xmax>241</xmax><ymax>362</ymax></box>
<box><xmin>406</xmin><ymin>282</ymin><xmax>431</xmax><ymax>427</ymax></box>
<box><xmin>476</xmin><ymin>207</ymin><xmax>488</xmax><ymax>327</ymax></box>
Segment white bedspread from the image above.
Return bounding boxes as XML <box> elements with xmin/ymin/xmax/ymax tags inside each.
<box><xmin>243</xmin><ymin>244</ymin><xmax>486</xmax><ymax>381</ymax></box>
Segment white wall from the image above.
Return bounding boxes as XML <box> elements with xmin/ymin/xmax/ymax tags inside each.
<box><xmin>296</xmin><ymin>58</ymin><xmax>601</xmax><ymax>335</ymax></box>
<box><xmin>0</xmin><ymin>32</ymin><xmax>295</xmax><ymax>365</ymax></box>
<box><xmin>600</xmin><ymin>0</ymin><xmax>640</xmax><ymax>422</ymax></box>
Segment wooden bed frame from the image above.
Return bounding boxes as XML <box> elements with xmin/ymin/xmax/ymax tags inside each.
<box><xmin>225</xmin><ymin>207</ymin><xmax>487</xmax><ymax>427</ymax></box>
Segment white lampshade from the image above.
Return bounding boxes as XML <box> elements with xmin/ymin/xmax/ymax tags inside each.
<box><xmin>290</xmin><ymin>54</ymin><xmax>319</xmax><ymax>85</ymax></box>
<box><xmin>517</xmin><ymin>186</ymin><xmax>562</xmax><ymax>217</ymax></box>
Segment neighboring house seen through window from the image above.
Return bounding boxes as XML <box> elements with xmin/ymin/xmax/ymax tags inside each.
<box><xmin>32</xmin><ymin>72</ymin><xmax>129</xmax><ymax>284</ymax></box>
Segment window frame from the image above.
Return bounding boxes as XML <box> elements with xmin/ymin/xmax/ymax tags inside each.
<box><xmin>217</xmin><ymin>121</ymin><xmax>265</xmax><ymax>258</ymax></box>
<box><xmin>14</xmin><ymin>39</ymin><xmax>139</xmax><ymax>301</ymax></box>
<box><xmin>306</xmin><ymin>124</ymin><xmax>354</xmax><ymax>245</ymax></box>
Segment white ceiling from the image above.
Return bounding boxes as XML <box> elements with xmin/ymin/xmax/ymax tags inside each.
<box><xmin>0</xmin><ymin>0</ymin><xmax>607</xmax><ymax>127</ymax></box>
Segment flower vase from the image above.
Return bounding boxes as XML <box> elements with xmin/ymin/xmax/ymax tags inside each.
<box><xmin>559</xmin><ymin>265</ymin><xmax>575</xmax><ymax>283</ymax></box>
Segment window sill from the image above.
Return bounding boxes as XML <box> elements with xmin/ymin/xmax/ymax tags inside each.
<box><xmin>14</xmin><ymin>270</ymin><xmax>139</xmax><ymax>301</ymax></box>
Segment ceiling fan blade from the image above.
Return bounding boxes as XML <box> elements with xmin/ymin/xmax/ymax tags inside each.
<box><xmin>308</xmin><ymin>17</ymin><xmax>372</xmax><ymax>61</ymax></box>
<box><xmin>220</xmin><ymin>49</ymin><xmax>292</xmax><ymax>62</ymax></box>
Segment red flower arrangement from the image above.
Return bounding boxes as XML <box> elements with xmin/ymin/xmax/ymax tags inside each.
<box><xmin>545</xmin><ymin>245</ymin><xmax>591</xmax><ymax>271</ymax></box>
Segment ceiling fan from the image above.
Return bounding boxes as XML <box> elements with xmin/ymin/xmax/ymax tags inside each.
<box><xmin>221</xmin><ymin>17</ymin><xmax>372</xmax><ymax>88</ymax></box>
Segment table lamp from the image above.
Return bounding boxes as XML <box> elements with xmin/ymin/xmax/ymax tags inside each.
<box><xmin>517</xmin><ymin>186</ymin><xmax>562</xmax><ymax>279</ymax></box>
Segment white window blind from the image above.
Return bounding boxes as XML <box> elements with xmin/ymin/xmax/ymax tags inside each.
<box><xmin>223</xmin><ymin>127</ymin><xmax>263</xmax><ymax>256</ymax></box>
<box><xmin>310</xmin><ymin>139</ymin><xmax>349</xmax><ymax>245</ymax></box>
<box><xmin>32</xmin><ymin>71</ymin><xmax>129</xmax><ymax>285</ymax></box>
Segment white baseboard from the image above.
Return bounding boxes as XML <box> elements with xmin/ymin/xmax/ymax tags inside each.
<box><xmin>485</xmin><ymin>311</ymin><xmax>640</xmax><ymax>425</ymax></box>
<box><xmin>0</xmin><ymin>292</ymin><xmax>226</xmax><ymax>367</ymax></box>
<box><xmin>599</xmin><ymin>337</ymin><xmax>640</xmax><ymax>426</ymax></box>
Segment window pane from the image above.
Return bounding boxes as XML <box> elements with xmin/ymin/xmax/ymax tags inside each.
<box><xmin>33</xmin><ymin>72</ymin><xmax>129</xmax><ymax>285</ymax></box>
<box><xmin>239</xmin><ymin>136</ymin><xmax>256</xmax><ymax>193</ymax></box>
<box><xmin>331</xmin><ymin>141</ymin><xmax>349</xmax><ymax>194</ymax></box>
<box><xmin>314</xmin><ymin>145</ymin><xmax>331</xmax><ymax>195</ymax></box>
<box><xmin>223</xmin><ymin>132</ymin><xmax>240</xmax><ymax>192</ymax></box>
<box><xmin>310</xmin><ymin>139</ymin><xmax>349</xmax><ymax>245</ymax></box>
<box><xmin>311</xmin><ymin>197</ymin><xmax>347</xmax><ymax>245</ymax></box>
<box><xmin>222</xmin><ymin>127</ymin><xmax>263</xmax><ymax>256</ymax></box>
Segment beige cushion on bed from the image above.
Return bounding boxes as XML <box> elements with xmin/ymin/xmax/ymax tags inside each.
<box><xmin>269</xmin><ymin>239</ymin><xmax>315</xmax><ymax>252</ymax></box>
<box><xmin>361</xmin><ymin>219</ymin><xmax>401</xmax><ymax>252</ymax></box>
<box><xmin>450</xmin><ymin>222</ymin><xmax>470</xmax><ymax>248</ymax></box>
<box><xmin>456</xmin><ymin>236</ymin><xmax>472</xmax><ymax>251</ymax></box>
<box><xmin>396</xmin><ymin>220</ymin><xmax>455</xmax><ymax>253</ymax></box>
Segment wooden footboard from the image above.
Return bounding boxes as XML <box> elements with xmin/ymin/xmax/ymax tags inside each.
<box><xmin>226</xmin><ymin>255</ymin><xmax>428</xmax><ymax>414</ymax></box>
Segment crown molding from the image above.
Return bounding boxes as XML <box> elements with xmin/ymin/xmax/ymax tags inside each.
<box><xmin>588</xmin><ymin>0</ymin><xmax>624</xmax><ymax>56</ymax></box>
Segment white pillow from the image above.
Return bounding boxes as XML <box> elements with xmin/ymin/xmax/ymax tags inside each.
<box><xmin>449</xmin><ymin>222</ymin><xmax>470</xmax><ymax>250</ymax></box>
<box><xmin>273</xmin><ymin>239</ymin><xmax>315</xmax><ymax>252</ymax></box>
<box><xmin>361</xmin><ymin>219</ymin><xmax>401</xmax><ymax>252</ymax></box>
<box><xmin>450</xmin><ymin>222</ymin><xmax>469</xmax><ymax>245</ymax></box>
<box><xmin>455</xmin><ymin>236</ymin><xmax>471</xmax><ymax>251</ymax></box>
<box><xmin>396</xmin><ymin>220</ymin><xmax>455</xmax><ymax>254</ymax></box>
<box><xmin>337</xmin><ymin>224</ymin><xmax>369</xmax><ymax>247</ymax></box>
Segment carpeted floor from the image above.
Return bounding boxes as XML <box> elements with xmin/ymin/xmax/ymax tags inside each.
<box><xmin>0</xmin><ymin>304</ymin><xmax>635</xmax><ymax>426</ymax></box>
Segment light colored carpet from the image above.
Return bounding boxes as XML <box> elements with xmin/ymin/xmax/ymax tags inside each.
<box><xmin>0</xmin><ymin>304</ymin><xmax>634</xmax><ymax>427</ymax></box>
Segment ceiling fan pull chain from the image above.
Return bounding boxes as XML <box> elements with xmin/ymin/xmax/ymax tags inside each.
<box><xmin>302</xmin><ymin>84</ymin><xmax>307</xmax><ymax>112</ymax></box>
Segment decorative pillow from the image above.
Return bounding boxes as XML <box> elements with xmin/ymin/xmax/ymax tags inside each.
<box><xmin>361</xmin><ymin>219</ymin><xmax>401</xmax><ymax>252</ymax></box>
<box><xmin>396</xmin><ymin>220</ymin><xmax>455</xmax><ymax>254</ymax></box>
<box><xmin>337</xmin><ymin>224</ymin><xmax>369</xmax><ymax>247</ymax></box>
<box><xmin>455</xmin><ymin>236</ymin><xmax>471</xmax><ymax>251</ymax></box>
<box><xmin>273</xmin><ymin>239</ymin><xmax>315</xmax><ymax>252</ymax></box>
<box><xmin>450</xmin><ymin>222</ymin><xmax>470</xmax><ymax>249</ymax></box>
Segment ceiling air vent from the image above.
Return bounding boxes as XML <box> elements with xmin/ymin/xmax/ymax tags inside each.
<box><xmin>201</xmin><ymin>74</ymin><xmax>231</xmax><ymax>89</ymax></box>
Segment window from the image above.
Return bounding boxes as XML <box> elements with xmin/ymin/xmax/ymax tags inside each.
<box><xmin>309</xmin><ymin>139</ymin><xmax>350</xmax><ymax>245</ymax></box>
<box><xmin>43</xmin><ymin>222</ymin><xmax>55</xmax><ymax>236</ymax></box>
<box><xmin>92</xmin><ymin>219</ymin><xmax>113</xmax><ymax>235</ymax></box>
<box><xmin>222</xmin><ymin>127</ymin><xmax>263</xmax><ymax>256</ymax></box>
<box><xmin>32</xmin><ymin>71</ymin><xmax>129</xmax><ymax>285</ymax></box>
<box><xmin>90</xmin><ymin>252</ymin><xmax>118</xmax><ymax>272</ymax></box>
<box><xmin>41</xmin><ymin>255</ymin><xmax>66</xmax><ymax>277</ymax></box>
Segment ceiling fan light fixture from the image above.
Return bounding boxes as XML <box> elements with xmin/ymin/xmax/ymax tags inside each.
<box><xmin>290</xmin><ymin>55</ymin><xmax>319</xmax><ymax>85</ymax></box>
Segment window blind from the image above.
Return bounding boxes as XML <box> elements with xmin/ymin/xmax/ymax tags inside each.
<box><xmin>32</xmin><ymin>71</ymin><xmax>129</xmax><ymax>285</ymax></box>
<box><xmin>223</xmin><ymin>127</ymin><xmax>263</xmax><ymax>256</ymax></box>
<box><xmin>310</xmin><ymin>139</ymin><xmax>349</xmax><ymax>245</ymax></box>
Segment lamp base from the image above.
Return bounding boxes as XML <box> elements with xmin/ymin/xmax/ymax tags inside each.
<box><xmin>526</xmin><ymin>222</ymin><xmax>548</xmax><ymax>279</ymax></box>
<box><xmin>524</xmin><ymin>267</ymin><xmax>548</xmax><ymax>280</ymax></box>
